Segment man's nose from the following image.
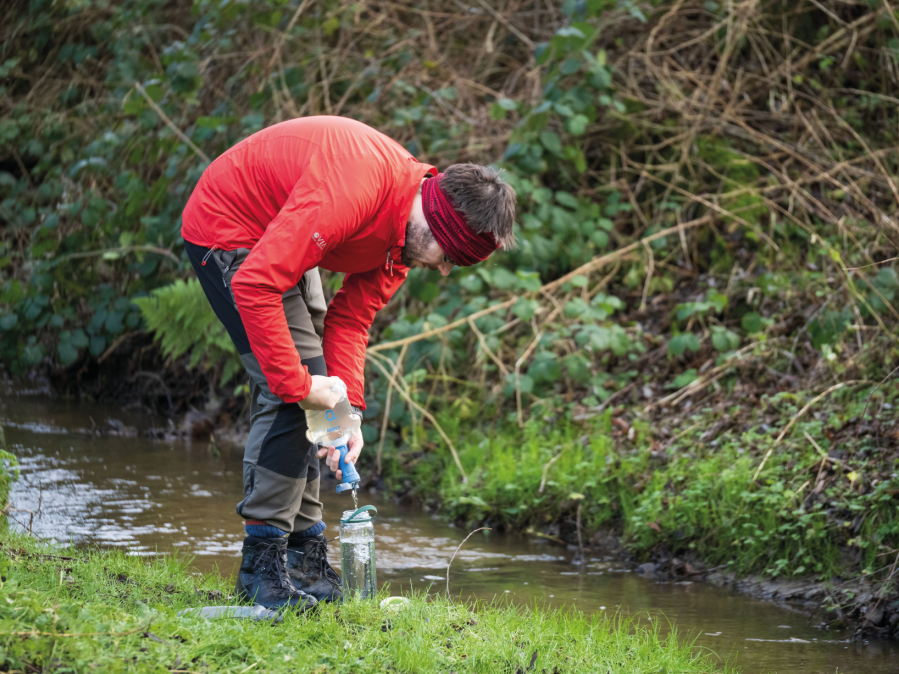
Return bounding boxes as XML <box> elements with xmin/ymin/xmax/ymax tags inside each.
<box><xmin>438</xmin><ymin>263</ymin><xmax>453</xmax><ymax>276</ymax></box>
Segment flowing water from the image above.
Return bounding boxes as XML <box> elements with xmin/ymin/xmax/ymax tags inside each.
<box><xmin>3</xmin><ymin>392</ymin><xmax>897</xmax><ymax>674</ymax></box>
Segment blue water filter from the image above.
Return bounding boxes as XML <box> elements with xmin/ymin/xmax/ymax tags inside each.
<box><xmin>335</xmin><ymin>444</ymin><xmax>361</xmax><ymax>493</ymax></box>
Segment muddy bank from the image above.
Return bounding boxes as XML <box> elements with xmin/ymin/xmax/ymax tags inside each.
<box><xmin>472</xmin><ymin>520</ymin><xmax>899</xmax><ymax>642</ymax></box>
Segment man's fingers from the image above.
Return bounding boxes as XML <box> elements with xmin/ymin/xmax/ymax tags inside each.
<box><xmin>316</xmin><ymin>447</ymin><xmax>329</xmax><ymax>459</ymax></box>
<box><xmin>346</xmin><ymin>431</ymin><xmax>364</xmax><ymax>464</ymax></box>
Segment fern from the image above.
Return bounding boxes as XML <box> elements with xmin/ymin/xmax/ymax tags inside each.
<box><xmin>133</xmin><ymin>278</ymin><xmax>243</xmax><ymax>387</ymax></box>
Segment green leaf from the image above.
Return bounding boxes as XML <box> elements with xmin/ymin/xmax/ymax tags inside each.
<box><xmin>71</xmin><ymin>329</ymin><xmax>89</xmax><ymax>348</ymax></box>
<box><xmin>89</xmin><ymin>335</ymin><xmax>106</xmax><ymax>357</ymax></box>
<box><xmin>560</xmin><ymin>58</ymin><xmax>581</xmax><ymax>75</ymax></box>
<box><xmin>517</xmin><ymin>373</ymin><xmax>534</xmax><ymax>393</ymax></box>
<box><xmin>58</xmin><ymin>339</ymin><xmax>79</xmax><ymax>365</ymax></box>
<box><xmin>668</xmin><ymin>368</ymin><xmax>698</xmax><ymax>389</ymax></box>
<box><xmin>563</xmin><ymin>353</ymin><xmax>591</xmax><ymax>383</ymax></box>
<box><xmin>459</xmin><ymin>274</ymin><xmax>483</xmax><ymax>293</ymax></box>
<box><xmin>742</xmin><ymin>311</ymin><xmax>762</xmax><ymax>333</ymax></box>
<box><xmin>570</xmin><ymin>275</ymin><xmax>588</xmax><ymax>287</ymax></box>
<box><xmin>668</xmin><ymin>333</ymin><xmax>701</xmax><ymax>357</ymax></box>
<box><xmin>566</xmin><ymin>114</ymin><xmax>589</xmax><ymax>136</ymax></box>
<box><xmin>417</xmin><ymin>282</ymin><xmax>440</xmax><ymax>303</ymax></box>
<box><xmin>0</xmin><ymin>279</ymin><xmax>24</xmax><ymax>304</ymax></box>
<box><xmin>144</xmin><ymin>84</ymin><xmax>164</xmax><ymax>102</ymax></box>
<box><xmin>555</xmin><ymin>191</ymin><xmax>579</xmax><ymax>209</ymax></box>
<box><xmin>513</xmin><ymin>298</ymin><xmax>539</xmax><ymax>321</ymax></box>
<box><xmin>711</xmin><ymin>326</ymin><xmax>739</xmax><ymax>352</ymax></box>
<box><xmin>490</xmin><ymin>103</ymin><xmax>508</xmax><ymax>121</ymax></box>
<box><xmin>323</xmin><ymin>16</ymin><xmax>340</xmax><ymax>36</ymax></box>
<box><xmin>877</xmin><ymin>267</ymin><xmax>898</xmax><ymax>288</ymax></box>
<box><xmin>539</xmin><ymin>131</ymin><xmax>563</xmax><ymax>156</ymax></box>
<box><xmin>0</xmin><ymin>313</ymin><xmax>17</xmax><ymax>330</ymax></box>
<box><xmin>105</xmin><ymin>311</ymin><xmax>124</xmax><ymax>334</ymax></box>
<box><xmin>515</xmin><ymin>270</ymin><xmax>542</xmax><ymax>291</ymax></box>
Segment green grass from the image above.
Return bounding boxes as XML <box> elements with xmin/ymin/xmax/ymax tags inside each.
<box><xmin>385</xmin><ymin>381</ymin><xmax>899</xmax><ymax>584</ymax></box>
<box><xmin>0</xmin><ymin>531</ymin><xmax>728</xmax><ymax>674</ymax></box>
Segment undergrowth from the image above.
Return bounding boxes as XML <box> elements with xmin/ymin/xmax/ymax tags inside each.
<box><xmin>383</xmin><ymin>380</ymin><xmax>899</xmax><ymax>585</ymax></box>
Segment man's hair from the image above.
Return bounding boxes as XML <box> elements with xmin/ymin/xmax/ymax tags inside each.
<box><xmin>440</xmin><ymin>163</ymin><xmax>517</xmax><ymax>250</ymax></box>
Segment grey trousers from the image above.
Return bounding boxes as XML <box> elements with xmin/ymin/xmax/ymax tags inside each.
<box><xmin>185</xmin><ymin>241</ymin><xmax>328</xmax><ymax>533</ymax></box>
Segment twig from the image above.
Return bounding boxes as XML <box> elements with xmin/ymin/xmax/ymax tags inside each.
<box><xmin>854</xmin><ymin>364</ymin><xmax>899</xmax><ymax>448</ymax></box>
<box><xmin>376</xmin><ymin>344</ymin><xmax>408</xmax><ymax>476</ymax></box>
<box><xmin>468</xmin><ymin>317</ymin><xmax>509</xmax><ymax>376</ymax></box>
<box><xmin>844</xmin><ymin>257</ymin><xmax>898</xmax><ymax>270</ymax></box>
<box><xmin>538</xmin><ymin>451</ymin><xmax>564</xmax><ymax>494</ymax></box>
<box><xmin>98</xmin><ymin>332</ymin><xmax>138</xmax><ymax>364</ymax></box>
<box><xmin>51</xmin><ymin>245</ymin><xmax>180</xmax><ymax>266</ymax></box>
<box><xmin>258</xmin><ymin>0</ymin><xmax>315</xmax><ymax>93</ymax></box>
<box><xmin>752</xmin><ymin>382</ymin><xmax>855</xmax><ymax>482</ymax></box>
<box><xmin>474</xmin><ymin>0</ymin><xmax>534</xmax><ymax>49</ymax></box>
<box><xmin>366</xmin><ymin>354</ymin><xmax>468</xmax><ymax>483</ymax></box>
<box><xmin>446</xmin><ymin>527</ymin><xmax>490</xmax><ymax>598</ymax></box>
<box><xmin>575</xmin><ymin>502</ymin><xmax>585</xmax><ymax>563</ymax></box>
<box><xmin>639</xmin><ymin>240</ymin><xmax>654</xmax><ymax>312</ymax></box>
<box><xmin>134</xmin><ymin>83</ymin><xmax>210</xmax><ymax>163</ymax></box>
<box><xmin>572</xmin><ymin>382</ymin><xmax>635</xmax><ymax>421</ymax></box>
<box><xmin>369</xmin><ymin>216</ymin><xmax>710</xmax><ymax>353</ymax></box>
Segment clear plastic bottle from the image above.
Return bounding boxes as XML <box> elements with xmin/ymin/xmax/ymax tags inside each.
<box><xmin>304</xmin><ymin>379</ymin><xmax>362</xmax><ymax>451</ymax></box>
<box><xmin>305</xmin><ymin>379</ymin><xmax>363</xmax><ymax>496</ymax></box>
<box><xmin>339</xmin><ymin>507</ymin><xmax>377</xmax><ymax>599</ymax></box>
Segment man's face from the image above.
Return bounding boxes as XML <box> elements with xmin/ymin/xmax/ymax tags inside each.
<box><xmin>401</xmin><ymin>190</ymin><xmax>455</xmax><ymax>277</ymax></box>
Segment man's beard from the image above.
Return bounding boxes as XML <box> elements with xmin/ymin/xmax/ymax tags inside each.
<box><xmin>400</xmin><ymin>221</ymin><xmax>433</xmax><ymax>267</ymax></box>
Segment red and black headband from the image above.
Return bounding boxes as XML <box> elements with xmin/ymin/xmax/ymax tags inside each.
<box><xmin>422</xmin><ymin>174</ymin><xmax>498</xmax><ymax>267</ymax></box>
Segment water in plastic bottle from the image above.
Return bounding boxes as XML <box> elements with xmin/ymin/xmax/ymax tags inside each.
<box><xmin>305</xmin><ymin>379</ymin><xmax>363</xmax><ymax>506</ymax></box>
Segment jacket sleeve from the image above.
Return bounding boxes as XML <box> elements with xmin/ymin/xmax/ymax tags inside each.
<box><xmin>230</xmin><ymin>154</ymin><xmax>384</xmax><ymax>403</ymax></box>
<box><xmin>323</xmin><ymin>262</ymin><xmax>408</xmax><ymax>408</ymax></box>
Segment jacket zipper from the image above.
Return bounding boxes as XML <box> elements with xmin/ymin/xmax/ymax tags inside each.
<box><xmin>385</xmin><ymin>250</ymin><xmax>394</xmax><ymax>277</ymax></box>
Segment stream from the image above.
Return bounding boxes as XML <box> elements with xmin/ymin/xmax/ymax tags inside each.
<box><xmin>2</xmin><ymin>392</ymin><xmax>897</xmax><ymax>674</ymax></box>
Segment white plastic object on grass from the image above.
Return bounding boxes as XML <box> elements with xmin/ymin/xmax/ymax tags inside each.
<box><xmin>379</xmin><ymin>596</ymin><xmax>411</xmax><ymax>611</ymax></box>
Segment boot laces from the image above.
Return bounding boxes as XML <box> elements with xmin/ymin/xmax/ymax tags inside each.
<box><xmin>255</xmin><ymin>542</ymin><xmax>295</xmax><ymax>594</ymax></box>
<box><xmin>304</xmin><ymin>537</ymin><xmax>341</xmax><ymax>587</ymax></box>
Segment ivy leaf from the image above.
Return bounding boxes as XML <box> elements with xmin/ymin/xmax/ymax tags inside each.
<box><xmin>668</xmin><ymin>333</ymin><xmax>701</xmax><ymax>357</ymax></box>
<box><xmin>711</xmin><ymin>326</ymin><xmax>740</xmax><ymax>352</ymax></box>
<box><xmin>58</xmin><ymin>339</ymin><xmax>79</xmax><ymax>365</ymax></box>
<box><xmin>71</xmin><ymin>329</ymin><xmax>89</xmax><ymax>348</ymax></box>
<box><xmin>560</xmin><ymin>58</ymin><xmax>581</xmax><ymax>75</ymax></box>
<box><xmin>742</xmin><ymin>312</ymin><xmax>762</xmax><ymax>333</ymax></box>
<box><xmin>89</xmin><ymin>335</ymin><xmax>106</xmax><ymax>357</ymax></box>
<box><xmin>513</xmin><ymin>298</ymin><xmax>539</xmax><ymax>321</ymax></box>
<box><xmin>566</xmin><ymin>114</ymin><xmax>589</xmax><ymax>136</ymax></box>
<box><xmin>0</xmin><ymin>313</ymin><xmax>17</xmax><ymax>330</ymax></box>
<box><xmin>539</xmin><ymin>131</ymin><xmax>563</xmax><ymax>156</ymax></box>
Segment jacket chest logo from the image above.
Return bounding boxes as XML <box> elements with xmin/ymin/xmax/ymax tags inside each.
<box><xmin>312</xmin><ymin>232</ymin><xmax>326</xmax><ymax>251</ymax></box>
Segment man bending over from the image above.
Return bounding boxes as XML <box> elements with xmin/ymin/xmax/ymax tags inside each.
<box><xmin>181</xmin><ymin>116</ymin><xmax>516</xmax><ymax>611</ymax></box>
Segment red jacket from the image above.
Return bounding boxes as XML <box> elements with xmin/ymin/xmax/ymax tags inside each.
<box><xmin>181</xmin><ymin>116</ymin><xmax>436</xmax><ymax>408</ymax></box>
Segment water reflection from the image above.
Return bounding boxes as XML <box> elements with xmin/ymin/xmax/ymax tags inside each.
<box><xmin>2</xmin><ymin>393</ymin><xmax>896</xmax><ymax>674</ymax></box>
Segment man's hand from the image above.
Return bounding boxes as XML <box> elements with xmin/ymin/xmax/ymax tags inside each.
<box><xmin>317</xmin><ymin>430</ymin><xmax>364</xmax><ymax>481</ymax></box>
<box><xmin>299</xmin><ymin>375</ymin><xmax>345</xmax><ymax>411</ymax></box>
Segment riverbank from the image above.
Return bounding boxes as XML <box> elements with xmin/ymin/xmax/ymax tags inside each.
<box><xmin>376</xmin><ymin>378</ymin><xmax>899</xmax><ymax>640</ymax></box>
<box><xmin>5</xmin><ymin>372</ymin><xmax>897</xmax><ymax>644</ymax></box>
<box><xmin>0</xmin><ymin>526</ymin><xmax>725</xmax><ymax>673</ymax></box>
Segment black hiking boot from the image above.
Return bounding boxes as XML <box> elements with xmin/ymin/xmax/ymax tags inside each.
<box><xmin>286</xmin><ymin>535</ymin><xmax>343</xmax><ymax>602</ymax></box>
<box><xmin>235</xmin><ymin>536</ymin><xmax>318</xmax><ymax>612</ymax></box>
